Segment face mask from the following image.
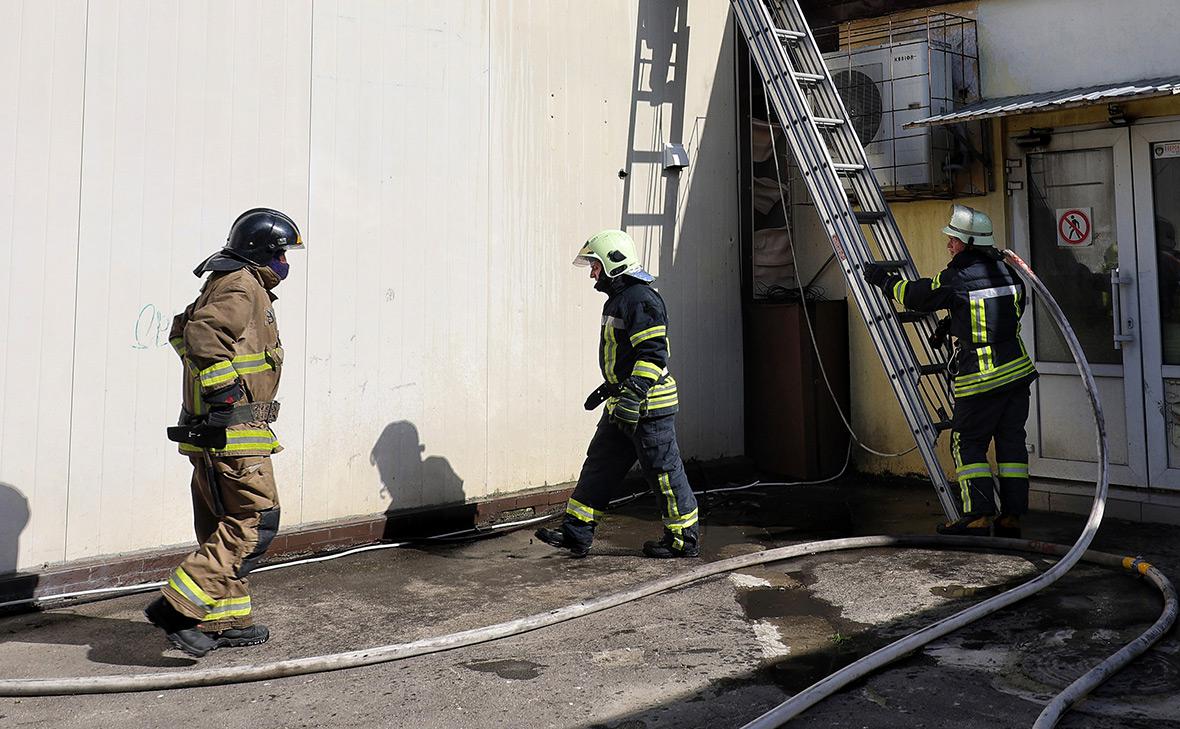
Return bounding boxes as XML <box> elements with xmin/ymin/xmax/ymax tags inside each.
<box><xmin>269</xmin><ymin>257</ymin><xmax>290</xmax><ymax>281</ymax></box>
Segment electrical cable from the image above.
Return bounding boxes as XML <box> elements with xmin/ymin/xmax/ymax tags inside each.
<box><xmin>0</xmin><ymin>513</ymin><xmax>556</xmax><ymax>612</ymax></box>
<box><xmin>761</xmin><ymin>94</ymin><xmax>916</xmax><ymax>459</ymax></box>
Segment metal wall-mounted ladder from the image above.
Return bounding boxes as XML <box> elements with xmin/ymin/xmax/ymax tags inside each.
<box><xmin>731</xmin><ymin>0</ymin><xmax>960</xmax><ymax>520</ymax></box>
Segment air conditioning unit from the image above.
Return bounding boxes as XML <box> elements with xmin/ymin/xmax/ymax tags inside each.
<box><xmin>822</xmin><ymin>39</ymin><xmax>958</xmax><ymax>191</ymax></box>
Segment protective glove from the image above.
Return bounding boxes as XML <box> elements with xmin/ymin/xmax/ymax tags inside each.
<box><xmin>611</xmin><ymin>383</ymin><xmax>643</xmax><ymax>434</ymax></box>
<box><xmin>861</xmin><ymin>262</ymin><xmax>892</xmax><ymax>290</ymax></box>
<box><xmin>202</xmin><ymin>380</ymin><xmax>245</xmax><ymax>429</ymax></box>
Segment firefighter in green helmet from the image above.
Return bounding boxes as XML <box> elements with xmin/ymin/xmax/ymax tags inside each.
<box><xmin>535</xmin><ymin>230</ymin><xmax>699</xmax><ymax>558</ymax></box>
<box><xmin>863</xmin><ymin>204</ymin><xmax>1037</xmax><ymax>537</ymax></box>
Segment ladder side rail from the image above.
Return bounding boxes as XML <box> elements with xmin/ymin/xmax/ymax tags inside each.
<box><xmin>733</xmin><ymin>0</ymin><xmax>958</xmax><ymax>518</ymax></box>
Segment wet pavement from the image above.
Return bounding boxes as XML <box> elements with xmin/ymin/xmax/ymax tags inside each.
<box><xmin>1</xmin><ymin>473</ymin><xmax>1178</xmax><ymax>728</ymax></box>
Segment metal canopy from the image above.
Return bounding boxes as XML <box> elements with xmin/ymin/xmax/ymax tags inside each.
<box><xmin>905</xmin><ymin>76</ymin><xmax>1180</xmax><ymax>128</ymax></box>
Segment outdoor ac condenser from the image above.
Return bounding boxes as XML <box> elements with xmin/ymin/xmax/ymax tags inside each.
<box><xmin>823</xmin><ymin>39</ymin><xmax>957</xmax><ymax>190</ymax></box>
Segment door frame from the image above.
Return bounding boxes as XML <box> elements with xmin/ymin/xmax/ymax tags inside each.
<box><xmin>1131</xmin><ymin>119</ymin><xmax>1180</xmax><ymax>490</ymax></box>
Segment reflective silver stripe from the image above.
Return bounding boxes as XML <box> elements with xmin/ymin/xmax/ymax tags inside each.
<box><xmin>600</xmin><ymin>315</ymin><xmax>626</xmax><ymax>328</ymax></box>
<box><xmin>664</xmin><ymin>509</ymin><xmax>699</xmax><ymax>528</ymax></box>
<box><xmin>968</xmin><ymin>285</ymin><xmax>1018</xmax><ymax>302</ymax></box>
<box><xmin>167</xmin><ymin>572</ymin><xmax>212</xmax><ymax>610</ymax></box>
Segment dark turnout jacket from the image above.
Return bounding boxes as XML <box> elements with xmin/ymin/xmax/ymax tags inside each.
<box><xmin>881</xmin><ymin>248</ymin><xmax>1037</xmax><ymax>399</ymax></box>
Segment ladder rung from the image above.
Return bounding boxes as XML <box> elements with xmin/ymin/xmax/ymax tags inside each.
<box><xmin>833</xmin><ymin>163</ymin><xmax>865</xmax><ymax>173</ymax></box>
<box><xmin>855</xmin><ymin>210</ymin><xmax>887</xmax><ymax>224</ymax></box>
<box><xmin>773</xmin><ymin>28</ymin><xmax>806</xmax><ymax>42</ymax></box>
<box><xmin>875</xmin><ymin>260</ymin><xmax>908</xmax><ymax>270</ymax></box>
<box><xmin>812</xmin><ymin>117</ymin><xmax>844</xmax><ymax>127</ymax></box>
<box><xmin>896</xmin><ymin>311</ymin><xmax>934</xmax><ymax>323</ymax></box>
<box><xmin>794</xmin><ymin>72</ymin><xmax>824</xmax><ymax>83</ymax></box>
<box><xmin>920</xmin><ymin>363</ymin><xmax>947</xmax><ymax>376</ymax></box>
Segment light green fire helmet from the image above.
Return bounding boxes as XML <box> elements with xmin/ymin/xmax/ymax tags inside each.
<box><xmin>573</xmin><ymin>229</ymin><xmax>654</xmax><ymax>281</ymax></box>
<box><xmin>942</xmin><ymin>204</ymin><xmax>994</xmax><ymax>247</ymax></box>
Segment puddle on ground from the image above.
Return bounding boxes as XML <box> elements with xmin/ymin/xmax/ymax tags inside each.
<box><xmin>460</xmin><ymin>658</ymin><xmax>546</xmax><ymax>680</ymax></box>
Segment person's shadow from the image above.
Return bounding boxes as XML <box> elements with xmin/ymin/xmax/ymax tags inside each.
<box><xmin>0</xmin><ymin>481</ymin><xmax>193</xmax><ymax>667</ymax></box>
<box><xmin>370</xmin><ymin>421</ymin><xmax>473</xmax><ymax>540</ymax></box>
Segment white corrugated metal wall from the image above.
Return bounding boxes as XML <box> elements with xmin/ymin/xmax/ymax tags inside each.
<box><xmin>0</xmin><ymin>0</ymin><xmax>741</xmax><ymax>573</ymax></box>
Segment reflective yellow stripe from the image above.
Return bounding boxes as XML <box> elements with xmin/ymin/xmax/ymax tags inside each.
<box><xmin>629</xmin><ymin>325</ymin><xmax>667</xmax><ymax>346</ymax></box>
<box><xmin>179</xmin><ymin>429</ymin><xmax>280</xmax><ymax>455</ymax></box>
<box><xmin>892</xmin><ymin>279</ymin><xmax>908</xmax><ymax>303</ymax></box>
<box><xmin>659</xmin><ymin>473</ymin><xmax>680</xmax><ymax>521</ymax></box>
<box><xmin>955</xmin><ymin>355</ymin><xmax>1032</xmax><ymax>385</ymax></box>
<box><xmin>603</xmin><ymin>326</ymin><xmax>618</xmax><ymax>384</ymax></box>
<box><xmin>231</xmin><ymin>351</ymin><xmax>272</xmax><ymax>376</ymax></box>
<box><xmin>997</xmin><ymin>462</ymin><xmax>1029</xmax><ymax>477</ymax></box>
<box><xmin>632</xmin><ymin>360</ymin><xmax>665</xmax><ymax>381</ymax></box>
<box><xmin>956</xmin><ymin>462</ymin><xmax>992</xmax><ymax>479</ymax></box>
<box><xmin>173</xmin><ymin>568</ymin><xmax>215</xmax><ymax>606</ymax></box>
<box><xmin>931</xmin><ymin>272</ymin><xmax>943</xmax><ymax>290</ymax></box>
<box><xmin>170</xmin><ymin>337</ymin><xmax>186</xmax><ymax>357</ymax></box>
<box><xmin>566</xmin><ymin>498</ymin><xmax>600</xmax><ymax>524</ymax></box>
<box><xmin>954</xmin><ymin>359</ymin><xmax>1036</xmax><ymax>397</ymax></box>
<box><xmin>198</xmin><ymin>360</ymin><xmax>237</xmax><ymax>389</ymax></box>
<box><xmin>664</xmin><ymin>508</ymin><xmax>698</xmax><ymax>528</ymax></box>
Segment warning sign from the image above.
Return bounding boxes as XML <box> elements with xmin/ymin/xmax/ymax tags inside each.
<box><xmin>1056</xmin><ymin>208</ymin><xmax>1092</xmax><ymax>248</ymax></box>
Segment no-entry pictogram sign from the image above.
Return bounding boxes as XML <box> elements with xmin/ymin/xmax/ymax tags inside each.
<box><xmin>1056</xmin><ymin>207</ymin><xmax>1093</xmax><ymax>248</ymax></box>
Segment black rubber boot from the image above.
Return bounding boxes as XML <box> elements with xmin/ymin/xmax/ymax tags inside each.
<box><xmin>205</xmin><ymin>625</ymin><xmax>270</xmax><ymax>648</ymax></box>
<box><xmin>534</xmin><ymin>527</ymin><xmax>590</xmax><ymax>558</ymax></box>
<box><xmin>936</xmin><ymin>515</ymin><xmax>993</xmax><ymax>536</ymax></box>
<box><xmin>642</xmin><ymin>535</ymin><xmax>700</xmax><ymax>559</ymax></box>
<box><xmin>993</xmin><ymin>514</ymin><xmax>1022</xmax><ymax>539</ymax></box>
<box><xmin>144</xmin><ymin>597</ymin><xmax>218</xmax><ymax>658</ymax></box>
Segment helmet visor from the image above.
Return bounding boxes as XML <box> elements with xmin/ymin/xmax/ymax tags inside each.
<box><xmin>572</xmin><ymin>252</ymin><xmax>598</xmax><ymax>267</ymax></box>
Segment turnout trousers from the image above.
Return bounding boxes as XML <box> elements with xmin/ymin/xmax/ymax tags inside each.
<box><xmin>950</xmin><ymin>384</ymin><xmax>1031</xmax><ymax>518</ymax></box>
<box><xmin>160</xmin><ymin>455</ymin><xmax>281</xmax><ymax>631</ymax></box>
<box><xmin>560</xmin><ymin>414</ymin><xmax>699</xmax><ymax>551</ymax></box>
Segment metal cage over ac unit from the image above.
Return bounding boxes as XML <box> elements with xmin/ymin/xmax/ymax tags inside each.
<box><xmin>819</xmin><ymin>12</ymin><xmax>987</xmax><ymax>200</ymax></box>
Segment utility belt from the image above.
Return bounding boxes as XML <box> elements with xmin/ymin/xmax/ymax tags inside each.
<box><xmin>166</xmin><ymin>401</ymin><xmax>281</xmax><ymax>448</ymax></box>
<box><xmin>180</xmin><ymin>401</ymin><xmax>281</xmax><ymax>426</ymax></box>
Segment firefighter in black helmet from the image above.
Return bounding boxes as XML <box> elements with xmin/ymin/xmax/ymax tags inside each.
<box><xmin>146</xmin><ymin>207</ymin><xmax>303</xmax><ymax>657</ymax></box>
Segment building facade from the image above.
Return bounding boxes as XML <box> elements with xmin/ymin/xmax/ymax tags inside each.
<box><xmin>807</xmin><ymin>0</ymin><xmax>1180</xmax><ymax>523</ymax></box>
<box><xmin>0</xmin><ymin>0</ymin><xmax>744</xmax><ymax>574</ymax></box>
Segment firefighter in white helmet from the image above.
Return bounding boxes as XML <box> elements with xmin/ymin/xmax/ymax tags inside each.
<box><xmin>863</xmin><ymin>204</ymin><xmax>1037</xmax><ymax>537</ymax></box>
<box><xmin>535</xmin><ymin>230</ymin><xmax>699</xmax><ymax>558</ymax></box>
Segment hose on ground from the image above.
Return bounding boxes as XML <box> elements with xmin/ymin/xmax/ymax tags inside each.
<box><xmin>0</xmin><ymin>535</ymin><xmax>1171</xmax><ymax>699</ymax></box>
<box><xmin>736</xmin><ymin>249</ymin><xmax>1142</xmax><ymax>728</ymax></box>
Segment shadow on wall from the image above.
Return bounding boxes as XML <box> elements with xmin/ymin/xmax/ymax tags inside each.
<box><xmin>0</xmin><ymin>482</ymin><xmax>37</xmax><ymax>611</ymax></box>
<box><xmin>370</xmin><ymin>421</ymin><xmax>474</xmax><ymax>539</ymax></box>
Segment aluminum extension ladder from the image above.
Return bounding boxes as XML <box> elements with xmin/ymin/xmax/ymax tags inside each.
<box><xmin>731</xmin><ymin>0</ymin><xmax>960</xmax><ymax>521</ymax></box>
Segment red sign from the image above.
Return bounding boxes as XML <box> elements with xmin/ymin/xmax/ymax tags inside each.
<box><xmin>1056</xmin><ymin>208</ymin><xmax>1092</xmax><ymax>247</ymax></box>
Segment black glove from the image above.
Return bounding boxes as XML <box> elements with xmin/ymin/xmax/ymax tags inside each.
<box><xmin>584</xmin><ymin>382</ymin><xmax>618</xmax><ymax>411</ymax></box>
<box><xmin>861</xmin><ymin>262</ymin><xmax>891</xmax><ymax>290</ymax></box>
<box><xmin>611</xmin><ymin>382</ymin><xmax>643</xmax><ymax>433</ymax></box>
<box><xmin>928</xmin><ymin>315</ymin><xmax>952</xmax><ymax>350</ymax></box>
<box><xmin>202</xmin><ymin>380</ymin><xmax>245</xmax><ymax>428</ymax></box>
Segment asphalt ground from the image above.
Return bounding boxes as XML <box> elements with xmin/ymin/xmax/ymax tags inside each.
<box><xmin>1</xmin><ymin>474</ymin><xmax>1178</xmax><ymax>728</ymax></box>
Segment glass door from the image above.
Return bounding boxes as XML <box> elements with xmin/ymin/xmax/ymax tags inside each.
<box><xmin>1009</xmin><ymin>127</ymin><xmax>1147</xmax><ymax>486</ymax></box>
<box><xmin>1132</xmin><ymin>120</ymin><xmax>1180</xmax><ymax>490</ymax></box>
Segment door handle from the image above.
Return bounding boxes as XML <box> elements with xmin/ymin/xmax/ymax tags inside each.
<box><xmin>1111</xmin><ymin>268</ymin><xmax>1134</xmax><ymax>349</ymax></box>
